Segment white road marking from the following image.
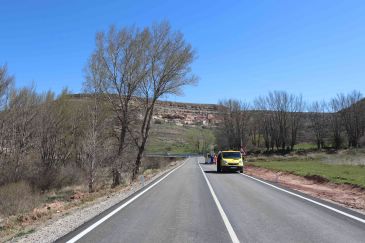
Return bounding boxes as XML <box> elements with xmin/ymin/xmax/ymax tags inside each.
<box><xmin>198</xmin><ymin>160</ymin><xmax>240</xmax><ymax>243</ymax></box>
<box><xmin>239</xmin><ymin>172</ymin><xmax>365</xmax><ymax>224</ymax></box>
<box><xmin>66</xmin><ymin>160</ymin><xmax>186</xmax><ymax>243</ymax></box>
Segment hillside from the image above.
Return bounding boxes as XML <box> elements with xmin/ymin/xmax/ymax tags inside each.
<box><xmin>153</xmin><ymin>100</ymin><xmax>222</xmax><ymax>127</ymax></box>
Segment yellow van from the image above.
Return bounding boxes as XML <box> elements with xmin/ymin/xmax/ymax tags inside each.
<box><xmin>217</xmin><ymin>151</ymin><xmax>243</xmax><ymax>173</ymax></box>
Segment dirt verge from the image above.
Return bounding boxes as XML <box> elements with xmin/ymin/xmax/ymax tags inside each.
<box><xmin>244</xmin><ymin>164</ymin><xmax>365</xmax><ymax>214</ymax></box>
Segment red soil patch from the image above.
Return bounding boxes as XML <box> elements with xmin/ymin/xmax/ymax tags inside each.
<box><xmin>245</xmin><ymin>165</ymin><xmax>365</xmax><ymax>212</ymax></box>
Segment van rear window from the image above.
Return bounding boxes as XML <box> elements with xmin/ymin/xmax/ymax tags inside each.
<box><xmin>222</xmin><ymin>152</ymin><xmax>241</xmax><ymax>158</ymax></box>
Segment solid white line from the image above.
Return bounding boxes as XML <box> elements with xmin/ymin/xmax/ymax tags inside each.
<box><xmin>239</xmin><ymin>172</ymin><xmax>365</xmax><ymax>224</ymax></box>
<box><xmin>66</xmin><ymin>161</ymin><xmax>186</xmax><ymax>243</ymax></box>
<box><xmin>198</xmin><ymin>161</ymin><xmax>240</xmax><ymax>243</ymax></box>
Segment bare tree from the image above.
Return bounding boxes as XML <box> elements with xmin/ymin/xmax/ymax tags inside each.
<box><xmin>254</xmin><ymin>91</ymin><xmax>303</xmax><ymax>151</ymax></box>
<box><xmin>288</xmin><ymin>94</ymin><xmax>305</xmax><ymax>150</ymax></box>
<box><xmin>0</xmin><ymin>65</ymin><xmax>15</xmax><ymax>185</ymax></box>
<box><xmin>81</xmin><ymin>93</ymin><xmax>105</xmax><ymax>193</ymax></box>
<box><xmin>85</xmin><ymin>26</ymin><xmax>149</xmax><ymax>187</ymax></box>
<box><xmin>131</xmin><ymin>22</ymin><xmax>197</xmax><ymax>180</ymax></box>
<box><xmin>308</xmin><ymin>101</ymin><xmax>328</xmax><ymax>149</ymax></box>
<box><xmin>68</xmin><ymin>102</ymin><xmax>85</xmax><ymax>168</ymax></box>
<box><xmin>0</xmin><ymin>65</ymin><xmax>14</xmax><ymax>154</ymax></box>
<box><xmin>34</xmin><ymin>91</ymin><xmax>73</xmax><ymax>190</ymax></box>
<box><xmin>0</xmin><ymin>64</ymin><xmax>14</xmax><ymax>110</ymax></box>
<box><xmin>5</xmin><ymin>87</ymin><xmax>40</xmax><ymax>182</ymax></box>
<box><xmin>254</xmin><ymin>97</ymin><xmax>275</xmax><ymax>151</ymax></box>
<box><xmin>267</xmin><ymin>91</ymin><xmax>289</xmax><ymax>150</ymax></box>
<box><xmin>328</xmin><ymin>97</ymin><xmax>343</xmax><ymax>149</ymax></box>
<box><xmin>248</xmin><ymin>112</ymin><xmax>263</xmax><ymax>149</ymax></box>
<box><xmin>336</xmin><ymin>91</ymin><xmax>364</xmax><ymax>148</ymax></box>
<box><xmin>217</xmin><ymin>99</ymin><xmax>250</xmax><ymax>150</ymax></box>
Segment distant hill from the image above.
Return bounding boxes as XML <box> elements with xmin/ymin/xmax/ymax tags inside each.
<box><xmin>69</xmin><ymin>93</ymin><xmax>223</xmax><ymax>127</ymax></box>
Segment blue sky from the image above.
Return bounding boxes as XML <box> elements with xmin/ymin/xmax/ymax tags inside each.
<box><xmin>1</xmin><ymin>0</ymin><xmax>364</xmax><ymax>104</ymax></box>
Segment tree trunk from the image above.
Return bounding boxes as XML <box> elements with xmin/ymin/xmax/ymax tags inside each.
<box><xmin>112</xmin><ymin>116</ymin><xmax>128</xmax><ymax>188</ymax></box>
<box><xmin>132</xmin><ymin>145</ymin><xmax>145</xmax><ymax>181</ymax></box>
<box><xmin>132</xmin><ymin>101</ymin><xmax>156</xmax><ymax>181</ymax></box>
<box><xmin>88</xmin><ymin>177</ymin><xmax>94</xmax><ymax>193</ymax></box>
<box><xmin>112</xmin><ymin>168</ymin><xmax>121</xmax><ymax>188</ymax></box>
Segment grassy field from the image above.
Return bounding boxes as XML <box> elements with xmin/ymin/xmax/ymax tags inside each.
<box><xmin>249</xmin><ymin>160</ymin><xmax>365</xmax><ymax>188</ymax></box>
<box><xmin>147</xmin><ymin>123</ymin><xmax>214</xmax><ymax>154</ymax></box>
<box><xmin>147</xmin><ymin>139</ymin><xmax>192</xmax><ymax>154</ymax></box>
<box><xmin>294</xmin><ymin>143</ymin><xmax>318</xmax><ymax>150</ymax></box>
<box><xmin>147</xmin><ymin>123</ymin><xmax>194</xmax><ymax>153</ymax></box>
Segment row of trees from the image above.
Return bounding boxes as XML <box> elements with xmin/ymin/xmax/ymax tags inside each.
<box><xmin>253</xmin><ymin>91</ymin><xmax>305</xmax><ymax>151</ymax></box>
<box><xmin>217</xmin><ymin>99</ymin><xmax>250</xmax><ymax>150</ymax></box>
<box><xmin>217</xmin><ymin>90</ymin><xmax>365</xmax><ymax>151</ymax></box>
<box><xmin>0</xmin><ymin>21</ymin><xmax>197</xmax><ymax>192</ymax></box>
<box><xmin>0</xmin><ymin>70</ymin><xmax>86</xmax><ymax>190</ymax></box>
<box><xmin>309</xmin><ymin>90</ymin><xmax>365</xmax><ymax>149</ymax></box>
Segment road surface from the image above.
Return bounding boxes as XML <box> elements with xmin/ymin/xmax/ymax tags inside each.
<box><xmin>58</xmin><ymin>157</ymin><xmax>365</xmax><ymax>243</ymax></box>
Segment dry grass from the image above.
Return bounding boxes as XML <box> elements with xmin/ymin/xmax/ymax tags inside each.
<box><xmin>0</xmin><ymin>182</ymin><xmax>43</xmax><ymax>217</ymax></box>
<box><xmin>322</xmin><ymin>149</ymin><xmax>365</xmax><ymax>165</ymax></box>
<box><xmin>141</xmin><ymin>156</ymin><xmax>181</xmax><ymax>170</ymax></box>
<box><xmin>246</xmin><ymin>149</ymin><xmax>365</xmax><ymax>165</ymax></box>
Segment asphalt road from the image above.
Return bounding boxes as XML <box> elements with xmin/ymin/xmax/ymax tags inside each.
<box><xmin>59</xmin><ymin>157</ymin><xmax>365</xmax><ymax>243</ymax></box>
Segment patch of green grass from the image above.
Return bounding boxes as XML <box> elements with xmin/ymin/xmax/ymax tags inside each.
<box><xmin>46</xmin><ymin>190</ymin><xmax>74</xmax><ymax>203</ymax></box>
<box><xmin>15</xmin><ymin>228</ymin><xmax>35</xmax><ymax>238</ymax></box>
<box><xmin>249</xmin><ymin>160</ymin><xmax>365</xmax><ymax>188</ymax></box>
<box><xmin>147</xmin><ymin>123</ymin><xmax>216</xmax><ymax>154</ymax></box>
<box><xmin>146</xmin><ymin>123</ymin><xmax>213</xmax><ymax>154</ymax></box>
<box><xmin>147</xmin><ymin>123</ymin><xmax>198</xmax><ymax>154</ymax></box>
<box><xmin>146</xmin><ymin>140</ymin><xmax>193</xmax><ymax>154</ymax></box>
<box><xmin>46</xmin><ymin>195</ymin><xmax>65</xmax><ymax>202</ymax></box>
<box><xmin>294</xmin><ymin>143</ymin><xmax>317</xmax><ymax>150</ymax></box>
<box><xmin>143</xmin><ymin>168</ymin><xmax>159</xmax><ymax>176</ymax></box>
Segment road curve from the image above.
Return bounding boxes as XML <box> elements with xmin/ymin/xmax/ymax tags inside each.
<box><xmin>58</xmin><ymin>157</ymin><xmax>365</xmax><ymax>243</ymax></box>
